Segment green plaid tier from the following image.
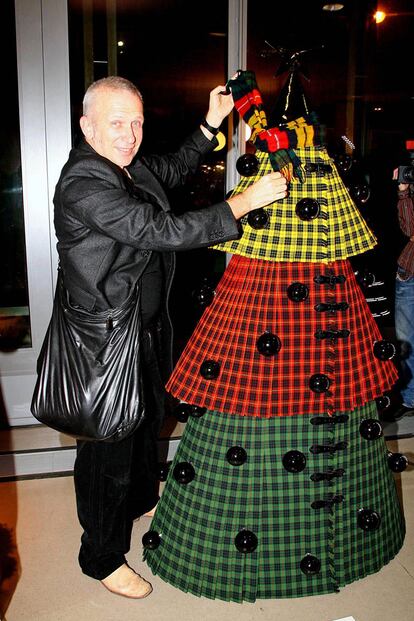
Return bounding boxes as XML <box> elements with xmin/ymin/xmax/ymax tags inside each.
<box><xmin>144</xmin><ymin>403</ymin><xmax>405</xmax><ymax>602</ymax></box>
<box><xmin>212</xmin><ymin>147</ymin><xmax>376</xmax><ymax>262</ymax></box>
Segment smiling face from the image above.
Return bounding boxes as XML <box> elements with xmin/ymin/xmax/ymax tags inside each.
<box><xmin>80</xmin><ymin>86</ymin><xmax>144</xmax><ymax>168</ymax></box>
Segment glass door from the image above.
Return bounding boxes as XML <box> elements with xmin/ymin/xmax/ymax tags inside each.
<box><xmin>0</xmin><ymin>0</ymin><xmax>71</xmax><ymax>427</ymax></box>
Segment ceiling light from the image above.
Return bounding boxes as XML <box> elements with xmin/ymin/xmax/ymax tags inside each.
<box><xmin>374</xmin><ymin>10</ymin><xmax>386</xmax><ymax>23</ymax></box>
<box><xmin>322</xmin><ymin>3</ymin><xmax>344</xmax><ymax>11</ymax></box>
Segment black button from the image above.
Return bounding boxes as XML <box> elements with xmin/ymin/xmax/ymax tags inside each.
<box><xmin>142</xmin><ymin>530</ymin><xmax>161</xmax><ymax>550</ymax></box>
<box><xmin>300</xmin><ymin>554</ymin><xmax>321</xmax><ymax>575</ymax></box>
<box><xmin>296</xmin><ymin>198</ymin><xmax>320</xmax><ymax>221</ymax></box>
<box><xmin>193</xmin><ymin>282</ymin><xmax>215</xmax><ymax>308</ymax></box>
<box><xmin>359</xmin><ymin>419</ymin><xmax>383</xmax><ymax>440</ymax></box>
<box><xmin>173</xmin><ymin>462</ymin><xmax>195</xmax><ymax>485</ymax></box>
<box><xmin>247</xmin><ymin>208</ymin><xmax>269</xmax><ymax>229</ymax></box>
<box><xmin>357</xmin><ymin>508</ymin><xmax>381</xmax><ymax>531</ymax></box>
<box><xmin>173</xmin><ymin>403</ymin><xmax>192</xmax><ymax>422</ymax></box>
<box><xmin>236</xmin><ymin>153</ymin><xmax>259</xmax><ymax>177</ymax></box>
<box><xmin>282</xmin><ymin>450</ymin><xmax>307</xmax><ymax>473</ymax></box>
<box><xmin>234</xmin><ymin>530</ymin><xmax>258</xmax><ymax>553</ymax></box>
<box><xmin>226</xmin><ymin>446</ymin><xmax>247</xmax><ymax>466</ymax></box>
<box><xmin>388</xmin><ymin>452</ymin><xmax>408</xmax><ymax>473</ymax></box>
<box><xmin>200</xmin><ymin>359</ymin><xmax>220</xmax><ymax>379</ymax></box>
<box><xmin>256</xmin><ymin>332</ymin><xmax>281</xmax><ymax>356</ymax></box>
<box><xmin>287</xmin><ymin>282</ymin><xmax>309</xmax><ymax>302</ymax></box>
<box><xmin>373</xmin><ymin>340</ymin><xmax>396</xmax><ymax>361</ymax></box>
<box><xmin>309</xmin><ymin>373</ymin><xmax>331</xmax><ymax>393</ymax></box>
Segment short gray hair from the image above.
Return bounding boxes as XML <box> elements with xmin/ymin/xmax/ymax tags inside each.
<box><xmin>83</xmin><ymin>76</ymin><xmax>143</xmax><ymax>115</ymax></box>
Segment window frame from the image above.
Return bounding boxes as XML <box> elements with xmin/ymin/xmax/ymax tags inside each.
<box><xmin>0</xmin><ymin>0</ymin><xmax>70</xmax><ymax>424</ymax></box>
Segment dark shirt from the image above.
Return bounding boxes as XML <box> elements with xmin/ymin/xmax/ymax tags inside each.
<box><xmin>140</xmin><ymin>252</ymin><xmax>163</xmax><ymax>328</ymax></box>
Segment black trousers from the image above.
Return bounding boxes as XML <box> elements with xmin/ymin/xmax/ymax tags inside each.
<box><xmin>73</xmin><ymin>327</ymin><xmax>166</xmax><ymax>580</ymax></box>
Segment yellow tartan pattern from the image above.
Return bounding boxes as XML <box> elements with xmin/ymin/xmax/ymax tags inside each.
<box><xmin>287</xmin><ymin>116</ymin><xmax>315</xmax><ymax>146</ymax></box>
<box><xmin>213</xmin><ymin>147</ymin><xmax>377</xmax><ymax>262</ymax></box>
<box><xmin>249</xmin><ymin>109</ymin><xmax>267</xmax><ymax>142</ymax></box>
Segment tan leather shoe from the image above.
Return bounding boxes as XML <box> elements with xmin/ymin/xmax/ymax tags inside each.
<box><xmin>101</xmin><ymin>564</ymin><xmax>153</xmax><ymax>599</ymax></box>
<box><xmin>142</xmin><ymin>504</ymin><xmax>158</xmax><ymax>518</ymax></box>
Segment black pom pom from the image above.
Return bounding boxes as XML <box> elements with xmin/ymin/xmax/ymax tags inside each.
<box><xmin>173</xmin><ymin>403</ymin><xmax>192</xmax><ymax>422</ymax></box>
<box><xmin>234</xmin><ymin>529</ymin><xmax>258</xmax><ymax>553</ymax></box>
<box><xmin>334</xmin><ymin>153</ymin><xmax>353</xmax><ymax>173</ymax></box>
<box><xmin>357</xmin><ymin>508</ymin><xmax>381</xmax><ymax>531</ymax></box>
<box><xmin>309</xmin><ymin>373</ymin><xmax>331</xmax><ymax>393</ymax></box>
<box><xmin>388</xmin><ymin>452</ymin><xmax>408</xmax><ymax>473</ymax></box>
<box><xmin>142</xmin><ymin>530</ymin><xmax>161</xmax><ymax>550</ymax></box>
<box><xmin>375</xmin><ymin>395</ymin><xmax>391</xmax><ymax>411</ymax></box>
<box><xmin>247</xmin><ymin>208</ymin><xmax>270</xmax><ymax>229</ymax></box>
<box><xmin>373</xmin><ymin>340</ymin><xmax>396</xmax><ymax>361</ymax></box>
<box><xmin>300</xmin><ymin>554</ymin><xmax>321</xmax><ymax>575</ymax></box>
<box><xmin>282</xmin><ymin>450</ymin><xmax>307</xmax><ymax>473</ymax></box>
<box><xmin>295</xmin><ymin>198</ymin><xmax>320</xmax><ymax>221</ymax></box>
<box><xmin>173</xmin><ymin>462</ymin><xmax>195</xmax><ymax>485</ymax></box>
<box><xmin>200</xmin><ymin>359</ymin><xmax>220</xmax><ymax>379</ymax></box>
<box><xmin>359</xmin><ymin>418</ymin><xmax>383</xmax><ymax>440</ymax></box>
<box><xmin>193</xmin><ymin>282</ymin><xmax>215</xmax><ymax>308</ymax></box>
<box><xmin>287</xmin><ymin>282</ymin><xmax>309</xmax><ymax>302</ymax></box>
<box><xmin>256</xmin><ymin>332</ymin><xmax>281</xmax><ymax>356</ymax></box>
<box><xmin>350</xmin><ymin>183</ymin><xmax>370</xmax><ymax>204</ymax></box>
<box><xmin>236</xmin><ymin>153</ymin><xmax>259</xmax><ymax>177</ymax></box>
<box><xmin>356</xmin><ymin>269</ymin><xmax>375</xmax><ymax>288</ymax></box>
<box><xmin>226</xmin><ymin>446</ymin><xmax>247</xmax><ymax>466</ymax></box>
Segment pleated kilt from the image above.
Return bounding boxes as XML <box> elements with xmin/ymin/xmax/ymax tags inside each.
<box><xmin>212</xmin><ymin>147</ymin><xmax>376</xmax><ymax>262</ymax></box>
<box><xmin>166</xmin><ymin>255</ymin><xmax>397</xmax><ymax>417</ymax></box>
<box><xmin>144</xmin><ymin>403</ymin><xmax>405</xmax><ymax>602</ymax></box>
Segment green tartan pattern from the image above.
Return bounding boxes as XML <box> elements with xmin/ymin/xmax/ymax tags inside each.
<box><xmin>212</xmin><ymin>147</ymin><xmax>377</xmax><ymax>262</ymax></box>
<box><xmin>144</xmin><ymin>404</ymin><xmax>405</xmax><ymax>602</ymax></box>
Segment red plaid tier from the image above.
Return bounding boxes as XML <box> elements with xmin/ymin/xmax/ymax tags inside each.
<box><xmin>166</xmin><ymin>255</ymin><xmax>397</xmax><ymax>417</ymax></box>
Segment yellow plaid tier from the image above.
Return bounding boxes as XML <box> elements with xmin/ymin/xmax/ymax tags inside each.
<box><xmin>213</xmin><ymin>147</ymin><xmax>377</xmax><ymax>262</ymax></box>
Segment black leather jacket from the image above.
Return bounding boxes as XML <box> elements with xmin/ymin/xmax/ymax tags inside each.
<box><xmin>53</xmin><ymin>128</ymin><xmax>239</xmax><ymax>378</ymax></box>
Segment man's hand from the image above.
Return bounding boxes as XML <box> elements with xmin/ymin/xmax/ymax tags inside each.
<box><xmin>203</xmin><ymin>84</ymin><xmax>234</xmax><ymax>131</ymax></box>
<box><xmin>227</xmin><ymin>172</ymin><xmax>288</xmax><ymax>220</ymax></box>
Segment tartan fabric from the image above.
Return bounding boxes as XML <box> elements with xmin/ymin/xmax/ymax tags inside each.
<box><xmin>228</xmin><ymin>70</ymin><xmax>266</xmax><ymax>143</ymax></box>
<box><xmin>254</xmin><ymin>115</ymin><xmax>319</xmax><ymax>153</ymax></box>
<box><xmin>213</xmin><ymin>147</ymin><xmax>377</xmax><ymax>261</ymax></box>
<box><xmin>166</xmin><ymin>255</ymin><xmax>397</xmax><ymax>417</ymax></box>
<box><xmin>144</xmin><ymin>404</ymin><xmax>405</xmax><ymax>602</ymax></box>
<box><xmin>231</xmin><ymin>73</ymin><xmax>322</xmax><ymax>149</ymax></box>
<box><xmin>228</xmin><ymin>70</ymin><xmax>323</xmax><ymax>180</ymax></box>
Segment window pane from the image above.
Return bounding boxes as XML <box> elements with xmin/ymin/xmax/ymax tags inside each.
<box><xmin>0</xmin><ymin>0</ymin><xmax>31</xmax><ymax>350</ymax></box>
<box><xmin>67</xmin><ymin>0</ymin><xmax>228</xmax><ymax>357</ymax></box>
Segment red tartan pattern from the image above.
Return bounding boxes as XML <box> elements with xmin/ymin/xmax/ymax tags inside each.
<box><xmin>166</xmin><ymin>256</ymin><xmax>397</xmax><ymax>417</ymax></box>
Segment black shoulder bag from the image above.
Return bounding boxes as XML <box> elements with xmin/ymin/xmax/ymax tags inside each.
<box><xmin>31</xmin><ymin>271</ymin><xmax>145</xmax><ymax>441</ymax></box>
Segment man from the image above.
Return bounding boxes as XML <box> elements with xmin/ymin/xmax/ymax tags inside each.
<box><xmin>53</xmin><ymin>76</ymin><xmax>287</xmax><ymax>599</ymax></box>
<box><xmin>394</xmin><ymin>181</ymin><xmax>414</xmax><ymax>419</ymax></box>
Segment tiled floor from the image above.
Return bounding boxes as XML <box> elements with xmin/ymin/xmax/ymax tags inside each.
<box><xmin>0</xmin><ymin>436</ymin><xmax>414</xmax><ymax>621</ymax></box>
